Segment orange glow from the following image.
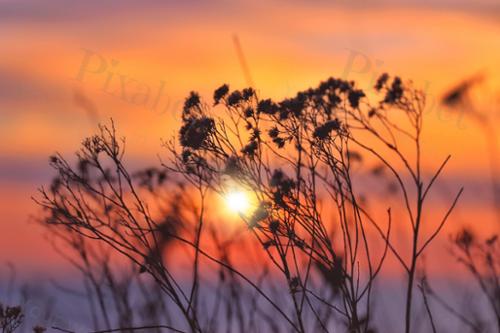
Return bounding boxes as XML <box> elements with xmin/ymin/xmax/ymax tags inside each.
<box><xmin>0</xmin><ymin>2</ymin><xmax>499</xmax><ymax>280</ymax></box>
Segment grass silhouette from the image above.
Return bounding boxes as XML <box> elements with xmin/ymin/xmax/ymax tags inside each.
<box><xmin>8</xmin><ymin>74</ymin><xmax>494</xmax><ymax>332</ymax></box>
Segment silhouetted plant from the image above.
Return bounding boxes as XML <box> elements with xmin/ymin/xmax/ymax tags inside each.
<box><xmin>0</xmin><ymin>303</ymin><xmax>23</xmax><ymax>333</ymax></box>
<box><xmin>164</xmin><ymin>74</ymin><xmax>463</xmax><ymax>332</ymax></box>
<box><xmin>452</xmin><ymin>228</ymin><xmax>500</xmax><ymax>330</ymax></box>
<box><xmin>441</xmin><ymin>74</ymin><xmax>500</xmax><ymax>224</ymax></box>
<box><xmin>34</xmin><ymin>74</ymin><xmax>464</xmax><ymax>333</ymax></box>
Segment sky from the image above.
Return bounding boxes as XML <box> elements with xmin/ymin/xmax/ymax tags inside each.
<box><xmin>0</xmin><ymin>0</ymin><xmax>499</xmax><ymax>279</ymax></box>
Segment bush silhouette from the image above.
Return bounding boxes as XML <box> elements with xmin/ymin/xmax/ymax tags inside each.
<box><xmin>30</xmin><ymin>74</ymin><xmax>500</xmax><ymax>333</ymax></box>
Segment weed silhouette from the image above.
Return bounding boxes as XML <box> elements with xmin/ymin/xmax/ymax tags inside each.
<box><xmin>30</xmin><ymin>74</ymin><xmax>476</xmax><ymax>333</ymax></box>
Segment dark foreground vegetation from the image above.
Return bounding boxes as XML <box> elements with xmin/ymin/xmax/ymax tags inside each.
<box><xmin>2</xmin><ymin>74</ymin><xmax>499</xmax><ymax>333</ymax></box>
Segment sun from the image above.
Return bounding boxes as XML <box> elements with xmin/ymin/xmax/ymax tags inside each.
<box><xmin>225</xmin><ymin>190</ymin><xmax>251</xmax><ymax>214</ymax></box>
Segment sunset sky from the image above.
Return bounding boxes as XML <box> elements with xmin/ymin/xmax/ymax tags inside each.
<box><xmin>0</xmin><ymin>0</ymin><xmax>499</xmax><ymax>278</ymax></box>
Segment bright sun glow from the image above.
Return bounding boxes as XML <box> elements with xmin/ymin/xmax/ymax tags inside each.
<box><xmin>225</xmin><ymin>191</ymin><xmax>251</xmax><ymax>214</ymax></box>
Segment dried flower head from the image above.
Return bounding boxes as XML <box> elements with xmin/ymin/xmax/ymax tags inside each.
<box><xmin>268</xmin><ymin>127</ymin><xmax>279</xmax><ymax>138</ymax></box>
<box><xmin>241</xmin><ymin>140</ymin><xmax>258</xmax><ymax>156</ymax></box>
<box><xmin>257</xmin><ymin>99</ymin><xmax>278</xmax><ymax>115</ymax></box>
<box><xmin>242</xmin><ymin>87</ymin><xmax>255</xmax><ymax>101</ymax></box>
<box><xmin>383</xmin><ymin>77</ymin><xmax>403</xmax><ymax>104</ymax></box>
<box><xmin>348</xmin><ymin>89</ymin><xmax>365</xmax><ymax>108</ymax></box>
<box><xmin>269</xmin><ymin>219</ymin><xmax>280</xmax><ymax>233</ymax></box>
<box><xmin>183</xmin><ymin>91</ymin><xmax>201</xmax><ymax>114</ymax></box>
<box><xmin>244</xmin><ymin>107</ymin><xmax>254</xmax><ymax>118</ymax></box>
<box><xmin>375</xmin><ymin>73</ymin><xmax>389</xmax><ymax>91</ymax></box>
<box><xmin>313</xmin><ymin>119</ymin><xmax>341</xmax><ymax>140</ymax></box>
<box><xmin>213</xmin><ymin>84</ymin><xmax>230</xmax><ymax>105</ymax></box>
<box><xmin>455</xmin><ymin>228</ymin><xmax>474</xmax><ymax>250</ymax></box>
<box><xmin>227</xmin><ymin>90</ymin><xmax>243</xmax><ymax>106</ymax></box>
<box><xmin>179</xmin><ymin>117</ymin><xmax>215</xmax><ymax>150</ymax></box>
